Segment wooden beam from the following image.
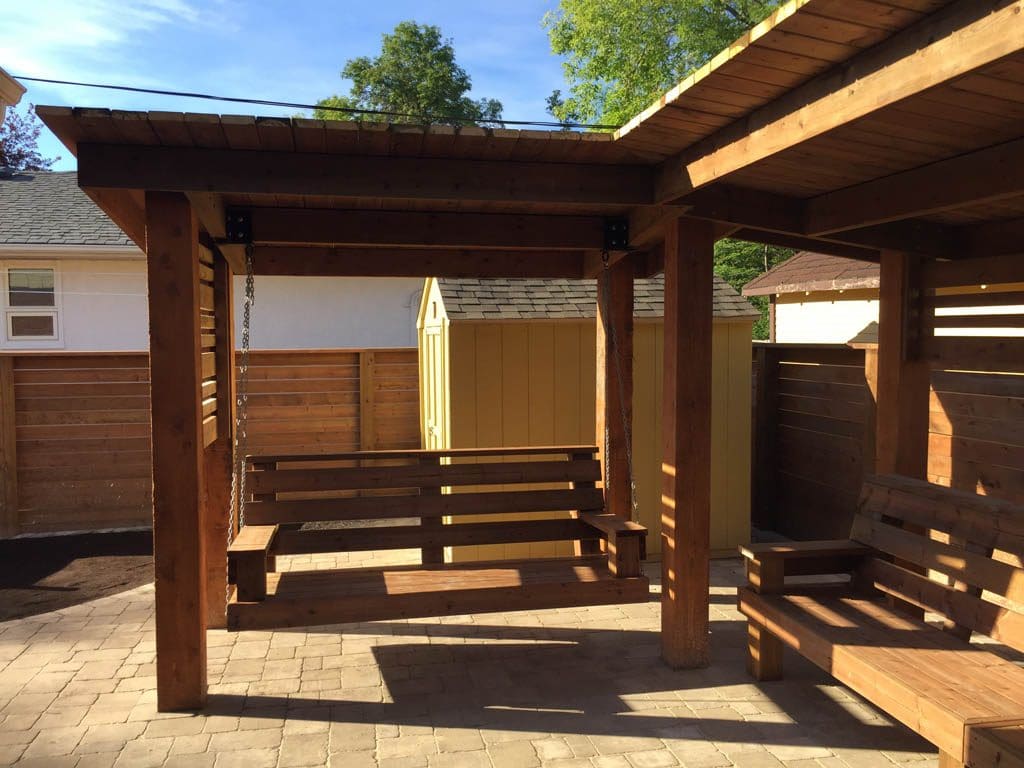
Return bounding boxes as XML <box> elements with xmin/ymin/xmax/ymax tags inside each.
<box><xmin>596</xmin><ymin>258</ymin><xmax>634</xmax><ymax>522</ymax></box>
<box><xmin>247</xmin><ymin>208</ymin><xmax>606</xmax><ymax>250</ymax></box>
<box><xmin>253</xmin><ymin>246</ymin><xmax>585</xmax><ymax>278</ymax></box>
<box><xmin>85</xmin><ymin>188</ymin><xmax>146</xmax><ymax>250</ymax></box>
<box><xmin>146</xmin><ymin>191</ymin><xmax>208</xmax><ymax>711</ymax></box>
<box><xmin>805</xmin><ymin>137</ymin><xmax>1024</xmax><ymax>235</ymax></box>
<box><xmin>0</xmin><ymin>356</ymin><xmax>17</xmax><ymax>538</ymax></box>
<box><xmin>921</xmin><ymin>252</ymin><xmax>1024</xmax><ymax>290</ymax></box>
<box><xmin>204</xmin><ymin>251</ymin><xmax>236</xmax><ymax>629</ymax></box>
<box><xmin>875</xmin><ymin>251</ymin><xmax>930</xmax><ymax>478</ymax></box>
<box><xmin>729</xmin><ymin>228</ymin><xmax>879</xmax><ymax>261</ymax></box>
<box><xmin>78</xmin><ymin>143</ymin><xmax>654</xmax><ymax>206</ymax></box>
<box><xmin>656</xmin><ymin>0</ymin><xmax>1024</xmax><ymax>202</ymax></box>
<box><xmin>961</xmin><ymin>216</ymin><xmax>1024</xmax><ymax>259</ymax></box>
<box><xmin>661</xmin><ymin>216</ymin><xmax>714</xmax><ymax>669</ymax></box>
<box><xmin>673</xmin><ymin>184</ymin><xmax>958</xmax><ymax>257</ymax></box>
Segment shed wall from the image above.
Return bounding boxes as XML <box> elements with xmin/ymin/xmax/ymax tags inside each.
<box><xmin>429</xmin><ymin>318</ymin><xmax>752</xmax><ymax>559</ymax></box>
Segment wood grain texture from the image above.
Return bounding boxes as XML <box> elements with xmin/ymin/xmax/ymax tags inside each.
<box><xmin>661</xmin><ymin>216</ymin><xmax>714</xmax><ymax>669</ymax></box>
<box><xmin>145</xmin><ymin>191</ymin><xmax>207</xmax><ymax>711</ymax></box>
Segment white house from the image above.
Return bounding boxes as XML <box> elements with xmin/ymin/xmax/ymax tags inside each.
<box><xmin>0</xmin><ymin>171</ymin><xmax>423</xmax><ymax>351</ymax></box>
<box><xmin>0</xmin><ymin>65</ymin><xmax>25</xmax><ymax>124</ymax></box>
<box><xmin>742</xmin><ymin>251</ymin><xmax>881</xmax><ymax>344</ymax></box>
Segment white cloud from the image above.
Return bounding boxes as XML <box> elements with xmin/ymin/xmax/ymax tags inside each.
<box><xmin>0</xmin><ymin>0</ymin><xmax>233</xmax><ymax>99</ymax></box>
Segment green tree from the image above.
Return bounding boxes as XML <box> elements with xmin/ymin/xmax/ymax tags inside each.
<box><xmin>543</xmin><ymin>0</ymin><xmax>785</xmax><ymax>127</ymax></box>
<box><xmin>314</xmin><ymin>21</ymin><xmax>503</xmax><ymax>127</ymax></box>
<box><xmin>0</xmin><ymin>105</ymin><xmax>58</xmax><ymax>172</ymax></box>
<box><xmin>544</xmin><ymin>0</ymin><xmax>790</xmax><ymax>337</ymax></box>
<box><xmin>715</xmin><ymin>239</ymin><xmax>792</xmax><ymax>339</ymax></box>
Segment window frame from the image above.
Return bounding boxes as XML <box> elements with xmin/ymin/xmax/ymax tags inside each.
<box><xmin>1</xmin><ymin>261</ymin><xmax>64</xmax><ymax>349</ymax></box>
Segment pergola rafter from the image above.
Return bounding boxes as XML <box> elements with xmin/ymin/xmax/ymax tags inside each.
<box><xmin>38</xmin><ymin>0</ymin><xmax>1024</xmax><ymax>721</ymax></box>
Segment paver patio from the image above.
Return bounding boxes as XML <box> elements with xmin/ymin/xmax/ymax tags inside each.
<box><xmin>0</xmin><ymin>557</ymin><xmax>937</xmax><ymax>768</ymax></box>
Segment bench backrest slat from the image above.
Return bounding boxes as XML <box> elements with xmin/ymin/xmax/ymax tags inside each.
<box><xmin>853</xmin><ymin>475</ymin><xmax>1024</xmax><ymax>647</ymax></box>
<box><xmin>862</xmin><ymin>557</ymin><xmax>1024</xmax><ymax>654</ymax></box>
<box><xmin>248</xmin><ymin>458</ymin><xmax>601</xmax><ymax>495</ymax></box>
<box><xmin>272</xmin><ymin>518</ymin><xmax>601</xmax><ymax>555</ymax></box>
<box><xmin>245</xmin><ymin>487</ymin><xmax>605</xmax><ymax>525</ymax></box>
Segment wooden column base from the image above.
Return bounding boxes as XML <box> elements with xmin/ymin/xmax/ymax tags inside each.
<box><xmin>747</xmin><ymin>622</ymin><xmax>784</xmax><ymax>681</ymax></box>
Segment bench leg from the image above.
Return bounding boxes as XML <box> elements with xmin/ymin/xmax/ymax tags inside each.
<box><xmin>937</xmin><ymin>751</ymin><xmax>963</xmax><ymax>768</ymax></box>
<box><xmin>747</xmin><ymin>621</ymin><xmax>783</xmax><ymax>681</ymax></box>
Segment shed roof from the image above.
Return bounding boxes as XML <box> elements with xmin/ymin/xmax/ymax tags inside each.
<box><xmin>0</xmin><ymin>171</ymin><xmax>135</xmax><ymax>248</ymax></box>
<box><xmin>742</xmin><ymin>252</ymin><xmax>879</xmax><ymax>296</ymax></box>
<box><xmin>437</xmin><ymin>276</ymin><xmax>759</xmax><ymax>321</ymax></box>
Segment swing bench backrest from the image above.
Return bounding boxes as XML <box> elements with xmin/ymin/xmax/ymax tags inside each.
<box><xmin>226</xmin><ymin>445</ymin><xmax>649</xmax><ymax>630</ymax></box>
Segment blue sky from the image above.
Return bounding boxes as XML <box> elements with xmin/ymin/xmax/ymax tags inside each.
<box><xmin>1</xmin><ymin>0</ymin><xmax>567</xmax><ymax>171</ymax></box>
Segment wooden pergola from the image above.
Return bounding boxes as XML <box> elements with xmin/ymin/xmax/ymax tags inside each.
<box><xmin>39</xmin><ymin>0</ymin><xmax>1024</xmax><ymax>711</ymax></box>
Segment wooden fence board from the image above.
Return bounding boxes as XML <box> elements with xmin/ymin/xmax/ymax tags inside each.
<box><xmin>0</xmin><ymin>348</ymin><xmax>419</xmax><ymax>536</ymax></box>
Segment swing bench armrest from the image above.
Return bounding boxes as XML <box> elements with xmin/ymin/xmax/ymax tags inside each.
<box><xmin>228</xmin><ymin>525</ymin><xmax>278</xmax><ymax>602</ymax></box>
<box><xmin>578</xmin><ymin>513</ymin><xmax>647</xmax><ymax>578</ymax></box>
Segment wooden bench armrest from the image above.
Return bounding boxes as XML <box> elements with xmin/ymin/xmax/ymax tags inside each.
<box><xmin>578</xmin><ymin>513</ymin><xmax>647</xmax><ymax>578</ymax></box>
<box><xmin>739</xmin><ymin>540</ymin><xmax>871</xmax><ymax>593</ymax></box>
<box><xmin>578</xmin><ymin>513</ymin><xmax>646</xmax><ymax>537</ymax></box>
<box><xmin>228</xmin><ymin>525</ymin><xmax>278</xmax><ymax>602</ymax></box>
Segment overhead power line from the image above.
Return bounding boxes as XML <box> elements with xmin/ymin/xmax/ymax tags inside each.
<box><xmin>15</xmin><ymin>75</ymin><xmax>621</xmax><ymax>131</ymax></box>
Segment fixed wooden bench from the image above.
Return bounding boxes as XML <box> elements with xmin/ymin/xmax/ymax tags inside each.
<box><xmin>738</xmin><ymin>475</ymin><xmax>1024</xmax><ymax>768</ymax></box>
<box><xmin>227</xmin><ymin>445</ymin><xmax>648</xmax><ymax>631</ymax></box>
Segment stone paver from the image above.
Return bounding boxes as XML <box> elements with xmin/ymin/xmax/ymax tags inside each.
<box><xmin>0</xmin><ymin>557</ymin><xmax>941</xmax><ymax>767</ymax></box>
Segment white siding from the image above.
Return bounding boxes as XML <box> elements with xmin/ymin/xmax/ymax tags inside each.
<box><xmin>233</xmin><ymin>276</ymin><xmax>424</xmax><ymax>349</ymax></box>
<box><xmin>0</xmin><ymin>255</ymin><xmax>424</xmax><ymax>351</ymax></box>
<box><xmin>775</xmin><ymin>290</ymin><xmax>879</xmax><ymax>344</ymax></box>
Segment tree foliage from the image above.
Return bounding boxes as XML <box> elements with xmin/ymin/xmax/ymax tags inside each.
<box><xmin>0</xmin><ymin>105</ymin><xmax>58</xmax><ymax>173</ymax></box>
<box><xmin>714</xmin><ymin>239</ymin><xmax>792</xmax><ymax>339</ymax></box>
<box><xmin>314</xmin><ymin>21</ymin><xmax>503</xmax><ymax>126</ymax></box>
<box><xmin>543</xmin><ymin>0</ymin><xmax>784</xmax><ymax>127</ymax></box>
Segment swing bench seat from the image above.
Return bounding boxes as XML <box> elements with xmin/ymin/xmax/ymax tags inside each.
<box><xmin>226</xmin><ymin>446</ymin><xmax>649</xmax><ymax>631</ymax></box>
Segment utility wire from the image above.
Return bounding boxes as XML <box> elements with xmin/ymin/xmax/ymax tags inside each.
<box><xmin>16</xmin><ymin>75</ymin><xmax>621</xmax><ymax>131</ymax></box>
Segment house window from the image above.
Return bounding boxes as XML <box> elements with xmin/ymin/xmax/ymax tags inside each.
<box><xmin>3</xmin><ymin>264</ymin><xmax>62</xmax><ymax>345</ymax></box>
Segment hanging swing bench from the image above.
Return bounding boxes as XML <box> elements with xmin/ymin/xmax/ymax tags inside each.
<box><xmin>226</xmin><ymin>446</ymin><xmax>649</xmax><ymax>631</ymax></box>
<box><xmin>223</xmin><ymin>252</ymin><xmax>648</xmax><ymax>632</ymax></box>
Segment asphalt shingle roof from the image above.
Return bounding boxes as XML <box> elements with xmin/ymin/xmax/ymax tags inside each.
<box><xmin>0</xmin><ymin>171</ymin><xmax>134</xmax><ymax>247</ymax></box>
<box><xmin>742</xmin><ymin>251</ymin><xmax>879</xmax><ymax>296</ymax></box>
<box><xmin>437</xmin><ymin>275</ymin><xmax>759</xmax><ymax>320</ymax></box>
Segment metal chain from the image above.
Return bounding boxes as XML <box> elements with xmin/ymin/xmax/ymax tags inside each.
<box><xmin>600</xmin><ymin>253</ymin><xmax>639</xmax><ymax>518</ymax></box>
<box><xmin>226</xmin><ymin>244</ymin><xmax>255</xmax><ymax>609</ymax></box>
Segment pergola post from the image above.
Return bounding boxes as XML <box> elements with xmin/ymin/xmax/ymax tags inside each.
<box><xmin>596</xmin><ymin>258</ymin><xmax>634</xmax><ymax>521</ymax></box>
<box><xmin>204</xmin><ymin>251</ymin><xmax>236</xmax><ymax>628</ymax></box>
<box><xmin>875</xmin><ymin>250</ymin><xmax>930</xmax><ymax>478</ymax></box>
<box><xmin>661</xmin><ymin>216</ymin><xmax>714</xmax><ymax>669</ymax></box>
<box><xmin>146</xmin><ymin>191</ymin><xmax>208</xmax><ymax>711</ymax></box>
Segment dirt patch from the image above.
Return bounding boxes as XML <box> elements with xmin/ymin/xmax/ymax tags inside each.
<box><xmin>0</xmin><ymin>531</ymin><xmax>153</xmax><ymax>622</ymax></box>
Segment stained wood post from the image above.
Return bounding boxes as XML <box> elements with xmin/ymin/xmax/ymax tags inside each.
<box><xmin>204</xmin><ymin>250</ymin><xmax>236</xmax><ymax>628</ymax></box>
<box><xmin>419</xmin><ymin>455</ymin><xmax>444</xmax><ymax>565</ymax></box>
<box><xmin>596</xmin><ymin>258</ymin><xmax>634</xmax><ymax>521</ymax></box>
<box><xmin>876</xmin><ymin>251</ymin><xmax>929</xmax><ymax>478</ymax></box>
<box><xmin>661</xmin><ymin>216</ymin><xmax>714</xmax><ymax>669</ymax></box>
<box><xmin>146</xmin><ymin>191</ymin><xmax>208</xmax><ymax>711</ymax></box>
<box><xmin>0</xmin><ymin>355</ymin><xmax>17</xmax><ymax>538</ymax></box>
<box><xmin>862</xmin><ymin>344</ymin><xmax>879</xmax><ymax>477</ymax></box>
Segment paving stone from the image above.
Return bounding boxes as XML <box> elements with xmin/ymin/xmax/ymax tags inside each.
<box><xmin>488</xmin><ymin>739</ymin><xmax>540</xmax><ymax>768</ymax></box>
<box><xmin>278</xmin><ymin>732</ymin><xmax>329</xmax><ymax>766</ymax></box>
<box><xmin>213</xmin><ymin>747</ymin><xmax>280</xmax><ymax>768</ymax></box>
<box><xmin>436</xmin><ymin>727</ymin><xmax>485</xmax><ymax>753</ymax></box>
<box><xmin>627</xmin><ymin>749</ymin><xmax>681</xmax><ymax>767</ymax></box>
<box><xmin>428</xmin><ymin>751</ymin><xmax>492</xmax><ymax>768</ymax></box>
<box><xmin>111</xmin><ymin>735</ymin><xmax>173</xmax><ymax>767</ymax></box>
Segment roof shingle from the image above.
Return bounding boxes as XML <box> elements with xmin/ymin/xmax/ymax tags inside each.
<box><xmin>0</xmin><ymin>171</ymin><xmax>134</xmax><ymax>247</ymax></box>
<box><xmin>437</xmin><ymin>276</ymin><xmax>758</xmax><ymax>321</ymax></box>
<box><xmin>742</xmin><ymin>251</ymin><xmax>878</xmax><ymax>296</ymax></box>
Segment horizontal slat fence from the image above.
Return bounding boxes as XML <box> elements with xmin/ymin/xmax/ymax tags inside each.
<box><xmin>754</xmin><ymin>342</ymin><xmax>1024</xmax><ymax>539</ymax></box>
<box><xmin>0</xmin><ymin>349</ymin><xmax>419</xmax><ymax>537</ymax></box>
<box><xmin>752</xmin><ymin>344</ymin><xmax>871</xmax><ymax>539</ymax></box>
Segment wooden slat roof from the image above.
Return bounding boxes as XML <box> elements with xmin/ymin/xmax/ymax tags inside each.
<box><xmin>34</xmin><ymin>0</ymin><xmax>1024</xmax><ymax>260</ymax></box>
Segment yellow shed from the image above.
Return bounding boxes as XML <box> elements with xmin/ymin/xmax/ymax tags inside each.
<box><xmin>418</xmin><ymin>276</ymin><xmax>758</xmax><ymax>560</ymax></box>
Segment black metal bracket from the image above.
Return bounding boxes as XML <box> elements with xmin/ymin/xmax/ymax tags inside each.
<box><xmin>225</xmin><ymin>209</ymin><xmax>252</xmax><ymax>244</ymax></box>
<box><xmin>604</xmin><ymin>218</ymin><xmax>629</xmax><ymax>251</ymax></box>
